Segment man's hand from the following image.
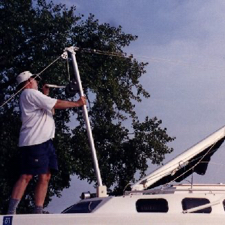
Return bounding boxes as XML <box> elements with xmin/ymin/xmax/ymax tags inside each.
<box><xmin>42</xmin><ymin>84</ymin><xmax>50</xmax><ymax>96</ymax></box>
<box><xmin>76</xmin><ymin>96</ymin><xmax>86</xmax><ymax>107</ymax></box>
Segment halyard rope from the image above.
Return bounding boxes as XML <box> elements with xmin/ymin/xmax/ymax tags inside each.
<box><xmin>2</xmin><ymin>46</ymin><xmax>223</xmax><ymax>109</ymax></box>
<box><xmin>0</xmin><ymin>56</ymin><xmax>62</xmax><ymax>108</ymax></box>
<box><xmin>0</xmin><ymin>48</ymin><xmax>132</xmax><ymax>108</ymax></box>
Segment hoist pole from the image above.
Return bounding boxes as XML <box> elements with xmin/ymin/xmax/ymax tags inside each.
<box><xmin>65</xmin><ymin>47</ymin><xmax>107</xmax><ymax>197</ymax></box>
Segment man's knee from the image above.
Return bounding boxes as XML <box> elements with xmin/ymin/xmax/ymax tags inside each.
<box><xmin>38</xmin><ymin>173</ymin><xmax>51</xmax><ymax>183</ymax></box>
<box><xmin>20</xmin><ymin>174</ymin><xmax>33</xmax><ymax>184</ymax></box>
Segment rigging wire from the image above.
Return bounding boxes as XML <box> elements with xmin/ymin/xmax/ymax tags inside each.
<box><xmin>0</xmin><ymin>48</ymin><xmax>132</xmax><ymax>108</ymax></box>
<box><xmin>66</xmin><ymin>55</ymin><xmax>70</xmax><ymax>81</ymax></box>
<box><xmin>1</xmin><ymin>45</ymin><xmax>223</xmax><ymax>109</ymax></box>
<box><xmin>134</xmin><ymin>141</ymin><xmax>220</xmax><ymax>189</ymax></box>
<box><xmin>80</xmin><ymin>47</ymin><xmax>225</xmax><ymax>73</ymax></box>
<box><xmin>76</xmin><ymin>47</ymin><xmax>132</xmax><ymax>58</ymax></box>
<box><xmin>165</xmin><ymin>142</ymin><xmax>216</xmax><ymax>186</ymax></box>
<box><xmin>139</xmin><ymin>141</ymin><xmax>220</xmax><ymax>189</ymax></box>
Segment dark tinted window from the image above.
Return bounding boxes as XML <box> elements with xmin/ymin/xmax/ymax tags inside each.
<box><xmin>182</xmin><ymin>198</ymin><xmax>211</xmax><ymax>213</ymax></box>
<box><xmin>62</xmin><ymin>200</ymin><xmax>102</xmax><ymax>213</ymax></box>
<box><xmin>223</xmin><ymin>199</ymin><xmax>225</xmax><ymax>211</ymax></box>
<box><xmin>136</xmin><ymin>199</ymin><xmax>168</xmax><ymax>213</ymax></box>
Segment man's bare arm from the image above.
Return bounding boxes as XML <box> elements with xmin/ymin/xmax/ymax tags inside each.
<box><xmin>54</xmin><ymin>96</ymin><xmax>86</xmax><ymax>109</ymax></box>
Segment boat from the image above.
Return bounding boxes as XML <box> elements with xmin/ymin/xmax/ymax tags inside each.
<box><xmin>1</xmin><ymin>47</ymin><xmax>225</xmax><ymax>224</ymax></box>
<box><xmin>2</xmin><ymin>125</ymin><xmax>225</xmax><ymax>224</ymax></box>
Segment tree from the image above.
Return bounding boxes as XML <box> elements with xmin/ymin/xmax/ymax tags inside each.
<box><xmin>0</xmin><ymin>0</ymin><xmax>175</xmax><ymax>213</ymax></box>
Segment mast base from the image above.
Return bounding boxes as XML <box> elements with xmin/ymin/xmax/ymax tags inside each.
<box><xmin>97</xmin><ymin>185</ymin><xmax>108</xmax><ymax>197</ymax></box>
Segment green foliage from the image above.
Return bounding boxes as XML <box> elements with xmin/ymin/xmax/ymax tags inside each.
<box><xmin>0</xmin><ymin>0</ymin><xmax>175</xmax><ymax>214</ymax></box>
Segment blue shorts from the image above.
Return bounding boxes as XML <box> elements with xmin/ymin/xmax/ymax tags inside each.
<box><xmin>20</xmin><ymin>139</ymin><xmax>58</xmax><ymax>175</ymax></box>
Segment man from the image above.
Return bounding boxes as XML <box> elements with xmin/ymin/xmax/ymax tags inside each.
<box><xmin>7</xmin><ymin>71</ymin><xmax>86</xmax><ymax>214</ymax></box>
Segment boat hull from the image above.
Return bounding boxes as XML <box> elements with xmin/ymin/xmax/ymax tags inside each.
<box><xmin>1</xmin><ymin>213</ymin><xmax>225</xmax><ymax>225</ymax></box>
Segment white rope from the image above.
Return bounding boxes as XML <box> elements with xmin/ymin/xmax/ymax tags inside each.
<box><xmin>35</xmin><ymin>56</ymin><xmax>61</xmax><ymax>77</ymax></box>
<box><xmin>0</xmin><ymin>56</ymin><xmax>61</xmax><ymax>108</ymax></box>
<box><xmin>0</xmin><ymin>84</ymin><xmax>28</xmax><ymax>108</ymax></box>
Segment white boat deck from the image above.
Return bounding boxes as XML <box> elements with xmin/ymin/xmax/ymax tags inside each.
<box><xmin>2</xmin><ymin>126</ymin><xmax>225</xmax><ymax>224</ymax></box>
<box><xmin>1</xmin><ymin>183</ymin><xmax>225</xmax><ymax>225</ymax></box>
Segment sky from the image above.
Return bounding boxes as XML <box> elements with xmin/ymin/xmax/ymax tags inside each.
<box><xmin>46</xmin><ymin>0</ymin><xmax>225</xmax><ymax>213</ymax></box>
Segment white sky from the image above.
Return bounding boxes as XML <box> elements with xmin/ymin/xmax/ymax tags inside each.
<box><xmin>46</xmin><ymin>0</ymin><xmax>225</xmax><ymax>213</ymax></box>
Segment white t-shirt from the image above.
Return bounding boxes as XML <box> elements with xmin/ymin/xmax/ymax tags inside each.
<box><xmin>18</xmin><ymin>89</ymin><xmax>57</xmax><ymax>147</ymax></box>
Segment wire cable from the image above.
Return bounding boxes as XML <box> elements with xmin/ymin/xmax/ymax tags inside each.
<box><xmin>164</xmin><ymin>142</ymin><xmax>218</xmax><ymax>187</ymax></box>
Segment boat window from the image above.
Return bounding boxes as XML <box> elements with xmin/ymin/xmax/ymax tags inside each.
<box><xmin>219</xmin><ymin>200</ymin><xmax>225</xmax><ymax>212</ymax></box>
<box><xmin>182</xmin><ymin>198</ymin><xmax>211</xmax><ymax>213</ymax></box>
<box><xmin>136</xmin><ymin>198</ymin><xmax>169</xmax><ymax>213</ymax></box>
<box><xmin>62</xmin><ymin>200</ymin><xmax>102</xmax><ymax>213</ymax></box>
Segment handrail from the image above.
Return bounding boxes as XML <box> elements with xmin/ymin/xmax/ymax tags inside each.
<box><xmin>182</xmin><ymin>200</ymin><xmax>220</xmax><ymax>214</ymax></box>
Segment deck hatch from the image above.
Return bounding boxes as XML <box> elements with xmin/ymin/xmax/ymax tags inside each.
<box><xmin>62</xmin><ymin>200</ymin><xmax>102</xmax><ymax>213</ymax></box>
<box><xmin>136</xmin><ymin>198</ymin><xmax>168</xmax><ymax>213</ymax></box>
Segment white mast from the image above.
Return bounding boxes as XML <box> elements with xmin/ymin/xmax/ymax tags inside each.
<box><xmin>64</xmin><ymin>46</ymin><xmax>107</xmax><ymax>197</ymax></box>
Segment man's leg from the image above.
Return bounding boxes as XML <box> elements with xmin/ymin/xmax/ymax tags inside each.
<box><xmin>8</xmin><ymin>174</ymin><xmax>33</xmax><ymax>214</ymax></box>
<box><xmin>34</xmin><ymin>172</ymin><xmax>51</xmax><ymax>213</ymax></box>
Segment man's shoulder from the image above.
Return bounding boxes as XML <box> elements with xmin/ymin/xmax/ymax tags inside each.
<box><xmin>22</xmin><ymin>88</ymin><xmax>40</xmax><ymax>94</ymax></box>
<box><xmin>21</xmin><ymin>89</ymin><xmax>43</xmax><ymax>97</ymax></box>
<box><xmin>20</xmin><ymin>88</ymin><xmax>57</xmax><ymax>108</ymax></box>
<box><xmin>20</xmin><ymin>89</ymin><xmax>45</xmax><ymax>103</ymax></box>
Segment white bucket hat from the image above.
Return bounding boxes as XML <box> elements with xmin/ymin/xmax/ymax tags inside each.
<box><xmin>16</xmin><ymin>71</ymin><xmax>41</xmax><ymax>85</ymax></box>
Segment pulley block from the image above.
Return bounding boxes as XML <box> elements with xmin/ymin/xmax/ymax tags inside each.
<box><xmin>65</xmin><ymin>79</ymin><xmax>80</xmax><ymax>97</ymax></box>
